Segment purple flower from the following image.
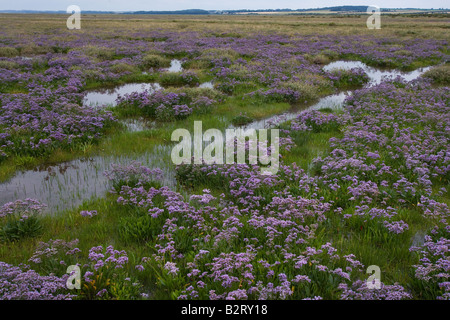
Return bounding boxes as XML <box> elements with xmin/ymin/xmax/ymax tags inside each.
<box><xmin>80</xmin><ymin>210</ymin><xmax>97</xmax><ymax>218</ymax></box>
<box><xmin>164</xmin><ymin>262</ymin><xmax>179</xmax><ymax>276</ymax></box>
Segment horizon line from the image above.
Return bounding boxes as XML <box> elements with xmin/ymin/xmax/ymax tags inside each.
<box><xmin>1</xmin><ymin>7</ymin><xmax>449</xmax><ymax>13</ymax></box>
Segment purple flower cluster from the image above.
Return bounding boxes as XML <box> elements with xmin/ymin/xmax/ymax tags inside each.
<box><xmin>291</xmin><ymin>110</ymin><xmax>348</xmax><ymax>133</ymax></box>
<box><xmin>0</xmin><ymin>82</ymin><xmax>116</xmax><ymax>161</ymax></box>
<box><xmin>292</xmin><ymin>81</ymin><xmax>450</xmax><ymax>236</ymax></box>
<box><xmin>0</xmin><ymin>262</ymin><xmax>74</xmax><ymax>300</ymax></box>
<box><xmin>0</xmin><ymin>198</ymin><xmax>46</xmax><ymax>219</ymax></box>
<box><xmin>26</xmin><ymin>239</ymin><xmax>143</xmax><ymax>300</ymax></box>
<box><xmin>116</xmin><ymin>89</ymin><xmax>217</xmax><ymax>121</ymax></box>
<box><xmin>326</xmin><ymin>67</ymin><xmax>370</xmax><ymax>87</ymax></box>
<box><xmin>180</xmin><ymin>71</ymin><xmax>200</xmax><ymax>86</ymax></box>
<box><xmin>104</xmin><ymin>160</ymin><xmax>164</xmax><ymax>192</ymax></box>
<box><xmin>338</xmin><ymin>280</ymin><xmax>411</xmax><ymax>300</ymax></box>
<box><xmin>116</xmin><ymin>160</ymin><xmax>376</xmax><ymax>299</ymax></box>
<box><xmin>28</xmin><ymin>238</ymin><xmax>81</xmax><ymax>265</ymax></box>
<box><xmin>80</xmin><ymin>210</ymin><xmax>98</xmax><ymax>218</ymax></box>
<box><xmin>164</xmin><ymin>261</ymin><xmax>180</xmax><ymax>276</ymax></box>
<box><xmin>410</xmin><ymin>232</ymin><xmax>450</xmax><ymax>300</ymax></box>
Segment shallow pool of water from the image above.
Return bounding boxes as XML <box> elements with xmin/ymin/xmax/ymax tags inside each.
<box><xmin>411</xmin><ymin>230</ymin><xmax>427</xmax><ymax>247</ymax></box>
<box><xmin>231</xmin><ymin>91</ymin><xmax>350</xmax><ymax>130</ymax></box>
<box><xmin>84</xmin><ymin>80</ymin><xmax>214</xmax><ymax>107</ymax></box>
<box><xmin>120</xmin><ymin>118</ymin><xmax>154</xmax><ymax>132</ymax></box>
<box><xmin>323</xmin><ymin>60</ymin><xmax>432</xmax><ymax>86</ymax></box>
<box><xmin>199</xmin><ymin>81</ymin><xmax>214</xmax><ymax>89</ymax></box>
<box><xmin>0</xmin><ymin>145</ymin><xmax>176</xmax><ymax>213</ymax></box>
<box><xmin>84</xmin><ymin>82</ymin><xmax>162</xmax><ymax>107</ymax></box>
<box><xmin>165</xmin><ymin>59</ymin><xmax>183</xmax><ymax>72</ymax></box>
<box><xmin>83</xmin><ymin>58</ymin><xmax>211</xmax><ymax>107</ymax></box>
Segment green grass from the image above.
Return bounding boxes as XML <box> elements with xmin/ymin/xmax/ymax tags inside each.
<box><xmin>83</xmin><ymin>72</ymin><xmax>159</xmax><ymax>91</ymax></box>
<box><xmin>283</xmin><ymin>128</ymin><xmax>341</xmax><ymax>172</ymax></box>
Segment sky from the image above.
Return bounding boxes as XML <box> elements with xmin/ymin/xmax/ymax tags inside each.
<box><xmin>0</xmin><ymin>0</ymin><xmax>448</xmax><ymax>11</ymax></box>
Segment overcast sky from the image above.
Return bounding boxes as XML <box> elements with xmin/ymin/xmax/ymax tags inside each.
<box><xmin>0</xmin><ymin>0</ymin><xmax>448</xmax><ymax>11</ymax></box>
